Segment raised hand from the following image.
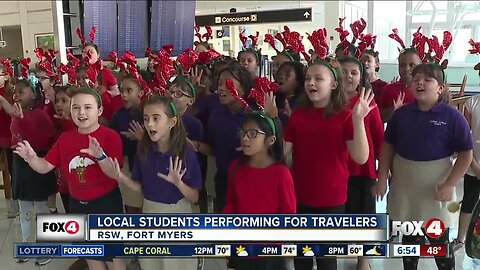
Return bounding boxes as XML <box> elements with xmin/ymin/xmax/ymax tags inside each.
<box><xmin>393</xmin><ymin>91</ymin><xmax>405</xmax><ymax>110</ymax></box>
<box><xmin>352</xmin><ymin>88</ymin><xmax>375</xmax><ymax>120</ymax></box>
<box><xmin>391</xmin><ymin>76</ymin><xmax>399</xmax><ymax>83</ymax></box>
<box><xmin>14</xmin><ymin>140</ymin><xmax>37</xmax><ymax>161</ymax></box>
<box><xmin>80</xmin><ymin>135</ymin><xmax>104</xmax><ymax>159</ymax></box>
<box><xmin>120</xmin><ymin>121</ymin><xmax>144</xmax><ymax>141</ymax></box>
<box><xmin>190</xmin><ymin>66</ymin><xmax>205</xmax><ymax>88</ymax></box>
<box><xmin>157</xmin><ymin>156</ymin><xmax>187</xmax><ymax>186</ymax></box>
<box><xmin>13</xmin><ymin>103</ymin><xmax>24</xmax><ymax>118</ymax></box>
<box><xmin>263</xmin><ymin>91</ymin><xmax>277</xmax><ymax>114</ymax></box>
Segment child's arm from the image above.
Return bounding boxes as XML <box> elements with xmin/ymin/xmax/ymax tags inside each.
<box><xmin>14</xmin><ymin>140</ymin><xmax>55</xmax><ymax>174</ymax></box>
<box><xmin>436</xmin><ymin>150</ymin><xmax>473</xmax><ymax>201</ymax></box>
<box><xmin>80</xmin><ymin>136</ymin><xmax>119</xmax><ymax>180</ymax></box>
<box><xmin>347</xmin><ymin>89</ymin><xmax>375</xmax><ymax>165</ymax></box>
<box><xmin>0</xmin><ymin>95</ymin><xmax>13</xmax><ymax>115</ymax></box>
<box><xmin>157</xmin><ymin>156</ymin><xmax>199</xmax><ymax>203</ymax></box>
<box><xmin>109</xmin><ymin>157</ymin><xmax>142</xmax><ymax>193</ymax></box>
<box><xmin>464</xmin><ymin>106</ymin><xmax>480</xmax><ymax>178</ymax></box>
<box><xmin>373</xmin><ymin>142</ymin><xmax>395</xmax><ymax>201</ymax></box>
<box><xmin>191</xmin><ymin>141</ymin><xmax>213</xmax><ymax>156</ymax></box>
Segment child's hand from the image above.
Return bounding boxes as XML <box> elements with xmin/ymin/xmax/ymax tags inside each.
<box><xmin>14</xmin><ymin>140</ymin><xmax>37</xmax><ymax>162</ymax></box>
<box><xmin>352</xmin><ymin>88</ymin><xmax>375</xmax><ymax>120</ymax></box>
<box><xmin>80</xmin><ymin>135</ymin><xmax>104</xmax><ymax>159</ymax></box>
<box><xmin>435</xmin><ymin>184</ymin><xmax>455</xmax><ymax>202</ymax></box>
<box><xmin>263</xmin><ymin>91</ymin><xmax>277</xmax><ymax>114</ymax></box>
<box><xmin>393</xmin><ymin>92</ymin><xmax>405</xmax><ymax>111</ymax></box>
<box><xmin>13</xmin><ymin>103</ymin><xmax>24</xmax><ymax>118</ymax></box>
<box><xmin>190</xmin><ymin>67</ymin><xmax>205</xmax><ymax>88</ymax></box>
<box><xmin>108</xmin><ymin>157</ymin><xmax>123</xmax><ymax>182</ymax></box>
<box><xmin>372</xmin><ymin>179</ymin><xmax>388</xmax><ymax>201</ymax></box>
<box><xmin>121</xmin><ymin>121</ymin><xmax>144</xmax><ymax>141</ymax></box>
<box><xmin>157</xmin><ymin>156</ymin><xmax>186</xmax><ymax>186</ymax></box>
<box><xmin>391</xmin><ymin>76</ymin><xmax>399</xmax><ymax>83</ymax></box>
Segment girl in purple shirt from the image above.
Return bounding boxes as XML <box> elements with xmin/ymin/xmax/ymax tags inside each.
<box><xmin>374</xmin><ymin>63</ymin><xmax>473</xmax><ymax>270</ymax></box>
<box><xmin>109</xmin><ymin>95</ymin><xmax>201</xmax><ymax>270</ymax></box>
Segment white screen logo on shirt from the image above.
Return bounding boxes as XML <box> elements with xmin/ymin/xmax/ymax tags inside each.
<box><xmin>68</xmin><ymin>156</ymin><xmax>95</xmax><ymax>183</ymax></box>
<box><xmin>430</xmin><ymin>120</ymin><xmax>447</xmax><ymax>126</ymax></box>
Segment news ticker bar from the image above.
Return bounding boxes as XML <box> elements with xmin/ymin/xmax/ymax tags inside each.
<box><xmin>15</xmin><ymin>243</ymin><xmax>385</xmax><ymax>258</ymax></box>
<box><xmin>37</xmin><ymin>214</ymin><xmax>388</xmax><ymax>242</ymax></box>
<box><xmin>13</xmin><ymin>243</ymin><xmax>447</xmax><ymax>258</ymax></box>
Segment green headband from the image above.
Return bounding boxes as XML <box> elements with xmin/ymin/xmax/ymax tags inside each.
<box><xmin>176</xmin><ymin>75</ymin><xmax>197</xmax><ymax>98</ymax></box>
<box><xmin>253</xmin><ymin>111</ymin><xmax>276</xmax><ymax>136</ymax></box>
<box><xmin>156</xmin><ymin>94</ymin><xmax>178</xmax><ymax>117</ymax></box>
<box><xmin>84</xmin><ymin>87</ymin><xmax>103</xmax><ymax>107</ymax></box>
<box><xmin>240</xmin><ymin>49</ymin><xmax>261</xmax><ymax>62</ymax></box>
<box><xmin>280</xmin><ymin>51</ymin><xmax>294</xmax><ymax>62</ymax></box>
<box><xmin>312</xmin><ymin>60</ymin><xmax>339</xmax><ymax>82</ymax></box>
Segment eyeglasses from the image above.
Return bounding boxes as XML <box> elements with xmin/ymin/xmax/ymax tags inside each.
<box><xmin>237</xmin><ymin>128</ymin><xmax>266</xmax><ymax>139</ymax></box>
<box><xmin>169</xmin><ymin>86</ymin><xmax>193</xmax><ymax>98</ymax></box>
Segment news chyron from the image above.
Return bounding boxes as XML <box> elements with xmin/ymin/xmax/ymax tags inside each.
<box><xmin>37</xmin><ymin>214</ymin><xmax>86</xmax><ymax>242</ymax></box>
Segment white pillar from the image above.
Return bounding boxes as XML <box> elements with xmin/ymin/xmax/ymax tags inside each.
<box><xmin>51</xmin><ymin>0</ymin><xmax>67</xmax><ymax>84</ymax></box>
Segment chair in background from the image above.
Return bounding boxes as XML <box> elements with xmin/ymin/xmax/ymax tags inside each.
<box><xmin>450</xmin><ymin>74</ymin><xmax>468</xmax><ymax>99</ymax></box>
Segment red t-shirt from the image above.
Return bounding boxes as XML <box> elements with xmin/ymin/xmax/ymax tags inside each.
<box><xmin>347</xmin><ymin>95</ymin><xmax>384</xmax><ymax>179</ymax></box>
<box><xmin>284</xmin><ymin>107</ymin><xmax>354</xmax><ymax>208</ymax></box>
<box><xmin>99</xmin><ymin>68</ymin><xmax>119</xmax><ymax>121</ymax></box>
<box><xmin>101</xmin><ymin>68</ymin><xmax>118</xmax><ymax>90</ymax></box>
<box><xmin>0</xmin><ymin>87</ymin><xmax>12</xmax><ymax>148</ymax></box>
<box><xmin>53</xmin><ymin>117</ymin><xmax>77</xmax><ymax>194</ymax></box>
<box><xmin>223</xmin><ymin>160</ymin><xmax>296</xmax><ymax>214</ymax></box>
<box><xmin>45</xmin><ymin>125</ymin><xmax>124</xmax><ymax>201</ymax></box>
<box><xmin>379</xmin><ymin>81</ymin><xmax>415</xmax><ymax>110</ymax></box>
<box><xmin>11</xmin><ymin>108</ymin><xmax>55</xmax><ymax>152</ymax></box>
<box><xmin>100</xmin><ymin>91</ymin><xmax>113</xmax><ymax>121</ymax></box>
<box><xmin>110</xmin><ymin>94</ymin><xmax>124</xmax><ymax>117</ymax></box>
<box><xmin>371</xmin><ymin>79</ymin><xmax>388</xmax><ymax>105</ymax></box>
<box><xmin>43</xmin><ymin>99</ymin><xmax>56</xmax><ymax>121</ymax></box>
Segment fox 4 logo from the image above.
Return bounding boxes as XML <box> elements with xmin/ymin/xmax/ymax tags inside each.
<box><xmin>43</xmin><ymin>221</ymin><xmax>79</xmax><ymax>234</ymax></box>
<box><xmin>392</xmin><ymin>218</ymin><xmax>446</xmax><ymax>238</ymax></box>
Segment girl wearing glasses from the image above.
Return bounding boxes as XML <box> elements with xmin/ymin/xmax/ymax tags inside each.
<box><xmin>223</xmin><ymin>111</ymin><xmax>295</xmax><ymax>270</ymax></box>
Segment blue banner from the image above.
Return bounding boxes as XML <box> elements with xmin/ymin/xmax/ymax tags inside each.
<box><xmin>14</xmin><ymin>243</ymin><xmax>388</xmax><ymax>258</ymax></box>
<box><xmin>88</xmin><ymin>214</ymin><xmax>388</xmax><ymax>229</ymax></box>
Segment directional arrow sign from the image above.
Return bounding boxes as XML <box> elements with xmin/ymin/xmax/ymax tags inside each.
<box><xmin>196</xmin><ymin>8</ymin><xmax>313</xmax><ymax>26</ymax></box>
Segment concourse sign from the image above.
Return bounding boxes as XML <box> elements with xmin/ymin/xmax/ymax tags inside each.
<box><xmin>195</xmin><ymin>8</ymin><xmax>312</xmax><ymax>26</ymax></box>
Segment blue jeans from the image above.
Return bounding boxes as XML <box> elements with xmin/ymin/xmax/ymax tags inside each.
<box><xmin>19</xmin><ymin>200</ymin><xmax>49</xmax><ymax>242</ymax></box>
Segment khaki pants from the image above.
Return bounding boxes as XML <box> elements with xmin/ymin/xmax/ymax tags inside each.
<box><xmin>119</xmin><ymin>156</ymin><xmax>143</xmax><ymax>208</ymax></box>
<box><xmin>139</xmin><ymin>198</ymin><xmax>197</xmax><ymax>270</ymax></box>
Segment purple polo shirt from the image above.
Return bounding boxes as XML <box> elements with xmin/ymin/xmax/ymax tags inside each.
<box><xmin>131</xmin><ymin>144</ymin><xmax>202</xmax><ymax>204</ymax></box>
<box><xmin>182</xmin><ymin>112</ymin><xmax>204</xmax><ymax>142</ymax></box>
<box><xmin>193</xmin><ymin>94</ymin><xmax>221</xmax><ymax>129</ymax></box>
<box><xmin>111</xmin><ymin>107</ymin><xmax>143</xmax><ymax>171</ymax></box>
<box><xmin>385</xmin><ymin>101</ymin><xmax>473</xmax><ymax>161</ymax></box>
<box><xmin>207</xmin><ymin>105</ymin><xmax>247</xmax><ymax>173</ymax></box>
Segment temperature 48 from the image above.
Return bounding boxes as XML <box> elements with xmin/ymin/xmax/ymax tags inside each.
<box><xmin>420</xmin><ymin>244</ymin><xmax>447</xmax><ymax>257</ymax></box>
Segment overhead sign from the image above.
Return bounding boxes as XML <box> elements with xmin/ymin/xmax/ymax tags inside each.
<box><xmin>195</xmin><ymin>8</ymin><xmax>312</xmax><ymax>26</ymax></box>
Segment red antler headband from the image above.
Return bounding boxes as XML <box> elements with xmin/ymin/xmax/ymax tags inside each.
<box><xmin>194</xmin><ymin>25</ymin><xmax>213</xmax><ymax>45</ymax></box>
<box><xmin>0</xmin><ymin>59</ymin><xmax>13</xmax><ymax>77</ymax></box>
<box><xmin>468</xmin><ymin>39</ymin><xmax>480</xmax><ymax>74</ymax></box>
<box><xmin>77</xmin><ymin>27</ymin><xmax>96</xmax><ymax>46</ymax></box>
<box><xmin>152</xmin><ymin>45</ymin><xmax>176</xmax><ymax>95</ymax></box>
<box><xmin>248</xmin><ymin>77</ymin><xmax>279</xmax><ymax>109</ymax></box>
<box><xmin>225</xmin><ymin>79</ymin><xmax>250</xmax><ymax>110</ymax></box>
<box><xmin>34</xmin><ymin>47</ymin><xmax>59</xmax><ymax>79</ymax></box>
<box><xmin>57</xmin><ymin>49</ymin><xmax>80</xmax><ymax>85</ymax></box>
<box><xmin>307</xmin><ymin>28</ymin><xmax>329</xmax><ymax>61</ymax></box>
<box><xmin>19</xmin><ymin>58</ymin><xmax>31</xmax><ymax>79</ymax></box>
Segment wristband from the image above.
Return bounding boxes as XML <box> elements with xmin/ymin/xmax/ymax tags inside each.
<box><xmin>96</xmin><ymin>151</ymin><xmax>107</xmax><ymax>161</ymax></box>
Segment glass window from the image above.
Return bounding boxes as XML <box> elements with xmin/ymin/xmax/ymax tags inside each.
<box><xmin>373</xmin><ymin>1</ymin><xmax>407</xmax><ymax>62</ymax></box>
